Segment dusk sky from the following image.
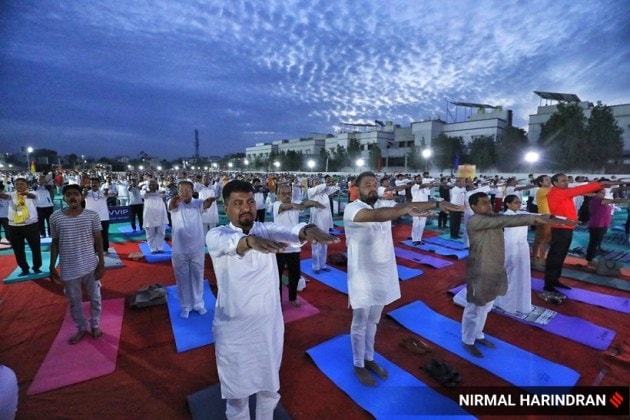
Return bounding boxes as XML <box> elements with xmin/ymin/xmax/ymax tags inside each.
<box><xmin>1</xmin><ymin>0</ymin><xmax>629</xmax><ymax>160</ymax></box>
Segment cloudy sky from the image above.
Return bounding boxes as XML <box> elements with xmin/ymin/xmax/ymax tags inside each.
<box><xmin>1</xmin><ymin>0</ymin><xmax>628</xmax><ymax>160</ymax></box>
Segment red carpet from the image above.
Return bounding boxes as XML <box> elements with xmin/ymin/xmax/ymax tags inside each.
<box><xmin>0</xmin><ymin>225</ymin><xmax>628</xmax><ymax>419</ymax></box>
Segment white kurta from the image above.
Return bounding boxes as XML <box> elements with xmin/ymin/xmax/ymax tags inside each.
<box><xmin>197</xmin><ymin>185</ymin><xmax>219</xmax><ymax>225</ymax></box>
<box><xmin>84</xmin><ymin>191</ymin><xmax>109</xmax><ymax>221</ymax></box>
<box><xmin>494</xmin><ymin>209</ymin><xmax>533</xmax><ymax>314</ymax></box>
<box><xmin>168</xmin><ymin>198</ymin><xmax>205</xmax><ymax>254</ymax></box>
<box><xmin>343</xmin><ymin>200</ymin><xmax>401</xmax><ymax>309</ymax></box>
<box><xmin>206</xmin><ymin>221</ymin><xmax>304</xmax><ymax>400</ymax></box>
<box><xmin>143</xmin><ymin>192</ymin><xmax>168</xmax><ymax>227</ymax></box>
<box><xmin>307</xmin><ymin>183</ymin><xmax>338</xmax><ymax>231</ymax></box>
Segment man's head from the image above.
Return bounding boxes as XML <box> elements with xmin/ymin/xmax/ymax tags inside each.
<box><xmin>148</xmin><ymin>179</ymin><xmax>159</xmax><ymax>192</ymax></box>
<box><xmin>551</xmin><ymin>173</ymin><xmax>569</xmax><ymax>189</ymax></box>
<box><xmin>277</xmin><ymin>184</ymin><xmax>292</xmax><ymax>204</ymax></box>
<box><xmin>455</xmin><ymin>177</ymin><xmax>465</xmax><ymax>188</ymax></box>
<box><xmin>535</xmin><ymin>174</ymin><xmax>550</xmax><ymax>188</ymax></box>
<box><xmin>469</xmin><ymin>192</ymin><xmax>493</xmax><ymax>215</ymax></box>
<box><xmin>202</xmin><ymin>175</ymin><xmax>211</xmax><ymax>186</ymax></box>
<box><xmin>504</xmin><ymin>194</ymin><xmax>522</xmax><ymax>211</ymax></box>
<box><xmin>177</xmin><ymin>180</ymin><xmax>194</xmax><ymax>203</ymax></box>
<box><xmin>62</xmin><ymin>184</ymin><xmax>83</xmax><ymax>209</ymax></box>
<box><xmin>13</xmin><ymin>177</ymin><xmax>29</xmax><ymax>192</ymax></box>
<box><xmin>90</xmin><ymin>177</ymin><xmax>101</xmax><ymax>191</ymax></box>
<box><xmin>356</xmin><ymin>171</ymin><xmax>378</xmax><ymax>206</ymax></box>
<box><xmin>222</xmin><ymin>180</ymin><xmax>256</xmax><ymax>230</ymax></box>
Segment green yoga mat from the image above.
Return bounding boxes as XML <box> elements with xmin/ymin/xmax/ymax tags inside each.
<box><xmin>3</xmin><ymin>251</ymin><xmax>55</xmax><ymax>284</ymax></box>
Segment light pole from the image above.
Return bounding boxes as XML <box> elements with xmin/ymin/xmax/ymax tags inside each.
<box><xmin>422</xmin><ymin>148</ymin><xmax>432</xmax><ymax>172</ymax></box>
<box><xmin>273</xmin><ymin>161</ymin><xmax>280</xmax><ymax>171</ymax></box>
<box><xmin>228</xmin><ymin>162</ymin><xmax>233</xmax><ymax>171</ymax></box>
<box><xmin>355</xmin><ymin>158</ymin><xmax>365</xmax><ymax>172</ymax></box>
<box><xmin>307</xmin><ymin>159</ymin><xmax>315</xmax><ymax>172</ymax></box>
<box><xmin>26</xmin><ymin>146</ymin><xmax>33</xmax><ymax>170</ymax></box>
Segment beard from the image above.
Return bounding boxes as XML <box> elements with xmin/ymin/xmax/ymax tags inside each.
<box><xmin>238</xmin><ymin>213</ymin><xmax>254</xmax><ymax>229</ymax></box>
<box><xmin>361</xmin><ymin>191</ymin><xmax>378</xmax><ymax>206</ymax></box>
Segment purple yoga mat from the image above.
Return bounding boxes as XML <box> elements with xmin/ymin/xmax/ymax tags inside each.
<box><xmin>394</xmin><ymin>247</ymin><xmax>453</xmax><ymax>269</ymax></box>
<box><xmin>449</xmin><ymin>285</ymin><xmax>615</xmax><ymax>350</ymax></box>
<box><xmin>531</xmin><ymin>277</ymin><xmax>629</xmax><ymax>314</ymax></box>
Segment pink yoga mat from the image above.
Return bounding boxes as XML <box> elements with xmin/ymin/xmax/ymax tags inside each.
<box><xmin>27</xmin><ymin>298</ymin><xmax>125</xmax><ymax>395</ymax></box>
<box><xmin>281</xmin><ymin>287</ymin><xmax>319</xmax><ymax>323</ymax></box>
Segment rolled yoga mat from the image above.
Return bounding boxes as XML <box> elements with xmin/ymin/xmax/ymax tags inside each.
<box><xmin>401</xmin><ymin>240</ymin><xmax>468</xmax><ymax>260</ymax></box>
<box><xmin>449</xmin><ymin>285</ymin><xmax>615</xmax><ymax>351</ymax></box>
<box><xmin>387</xmin><ymin>300</ymin><xmax>580</xmax><ymax>388</ymax></box>
<box><xmin>27</xmin><ymin>298</ymin><xmax>125</xmax><ymax>395</ymax></box>
<box><xmin>166</xmin><ymin>280</ymin><xmax>216</xmax><ymax>353</ymax></box>
<box><xmin>306</xmin><ymin>334</ymin><xmax>474</xmax><ymax>419</ymax></box>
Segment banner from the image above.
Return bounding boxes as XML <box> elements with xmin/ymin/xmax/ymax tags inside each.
<box><xmin>108</xmin><ymin>206</ymin><xmax>130</xmax><ymax>222</ymax></box>
<box><xmin>456</xmin><ymin>164</ymin><xmax>476</xmax><ymax>180</ymax></box>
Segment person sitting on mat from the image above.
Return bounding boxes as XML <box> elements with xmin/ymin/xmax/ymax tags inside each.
<box><xmin>49</xmin><ymin>184</ymin><xmax>105</xmax><ymax>344</ymax></box>
<box><xmin>207</xmin><ymin>180</ymin><xmax>338</xmax><ymax>420</ymax></box>
<box><xmin>343</xmin><ymin>171</ymin><xmax>463</xmax><ymax>386</ymax></box>
<box><xmin>168</xmin><ymin>180</ymin><xmax>215</xmax><ymax>319</ymax></box>
<box><xmin>461</xmin><ymin>192</ymin><xmax>574</xmax><ymax>358</ymax></box>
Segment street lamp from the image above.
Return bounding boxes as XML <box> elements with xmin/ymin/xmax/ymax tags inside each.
<box><xmin>421</xmin><ymin>148</ymin><xmax>432</xmax><ymax>172</ymax></box>
<box><xmin>273</xmin><ymin>161</ymin><xmax>280</xmax><ymax>171</ymax></box>
<box><xmin>524</xmin><ymin>151</ymin><xmax>539</xmax><ymax>172</ymax></box>
<box><xmin>228</xmin><ymin>162</ymin><xmax>233</xmax><ymax>170</ymax></box>
<box><xmin>307</xmin><ymin>159</ymin><xmax>315</xmax><ymax>172</ymax></box>
<box><xmin>355</xmin><ymin>158</ymin><xmax>365</xmax><ymax>171</ymax></box>
<box><xmin>26</xmin><ymin>146</ymin><xmax>34</xmax><ymax>170</ymax></box>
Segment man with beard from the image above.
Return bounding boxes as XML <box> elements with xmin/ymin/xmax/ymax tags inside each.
<box><xmin>206</xmin><ymin>180</ymin><xmax>338</xmax><ymax>420</ymax></box>
<box><xmin>343</xmin><ymin>172</ymin><xmax>463</xmax><ymax>386</ymax></box>
<box><xmin>168</xmin><ymin>180</ymin><xmax>215</xmax><ymax>318</ymax></box>
<box><xmin>49</xmin><ymin>184</ymin><xmax>105</xmax><ymax>344</ymax></box>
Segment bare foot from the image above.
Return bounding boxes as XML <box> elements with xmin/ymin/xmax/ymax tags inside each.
<box><xmin>69</xmin><ymin>330</ymin><xmax>87</xmax><ymax>345</ymax></box>
<box><xmin>290</xmin><ymin>300</ymin><xmax>301</xmax><ymax>307</ymax></box>
<box><xmin>91</xmin><ymin>327</ymin><xmax>103</xmax><ymax>339</ymax></box>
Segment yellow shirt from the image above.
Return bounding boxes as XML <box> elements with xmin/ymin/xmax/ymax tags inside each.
<box><xmin>536</xmin><ymin>186</ymin><xmax>550</xmax><ymax>214</ymax></box>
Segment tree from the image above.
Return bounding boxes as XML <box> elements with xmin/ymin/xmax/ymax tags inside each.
<box><xmin>469</xmin><ymin>136</ymin><xmax>496</xmax><ymax>172</ymax></box>
<box><xmin>368</xmin><ymin>144</ymin><xmax>382</xmax><ymax>172</ymax></box>
<box><xmin>406</xmin><ymin>147</ymin><xmax>424</xmax><ymax>171</ymax></box>
<box><xmin>432</xmin><ymin>133</ymin><xmax>465</xmax><ymax>172</ymax></box>
<box><xmin>347</xmin><ymin>139</ymin><xmax>361</xmax><ymax>164</ymax></box>
<box><xmin>585</xmin><ymin>104</ymin><xmax>624</xmax><ymax>171</ymax></box>
<box><xmin>328</xmin><ymin>145</ymin><xmax>348</xmax><ymax>172</ymax></box>
<box><xmin>496</xmin><ymin>127</ymin><xmax>528</xmax><ymax>172</ymax></box>
<box><xmin>538</xmin><ymin>103</ymin><xmax>587</xmax><ymax>171</ymax></box>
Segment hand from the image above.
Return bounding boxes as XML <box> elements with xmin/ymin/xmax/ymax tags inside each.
<box><xmin>300</xmin><ymin>226</ymin><xmax>340</xmax><ymax>244</ymax></box>
<box><xmin>95</xmin><ymin>262</ymin><xmax>105</xmax><ymax>280</ymax></box>
<box><xmin>438</xmin><ymin>201</ymin><xmax>464</xmax><ymax>214</ymax></box>
<box><xmin>408</xmin><ymin>208</ymin><xmax>434</xmax><ymax>218</ymax></box>
<box><xmin>539</xmin><ymin>215</ymin><xmax>578</xmax><ymax>227</ymax></box>
<box><xmin>49</xmin><ymin>267</ymin><xmax>62</xmax><ymax>284</ymax></box>
<box><xmin>247</xmin><ymin>235</ymin><xmax>288</xmax><ymax>254</ymax></box>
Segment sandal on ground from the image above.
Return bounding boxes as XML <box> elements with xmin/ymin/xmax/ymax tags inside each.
<box><xmin>91</xmin><ymin>327</ymin><xmax>103</xmax><ymax>339</ymax></box>
<box><xmin>422</xmin><ymin>359</ymin><xmax>462</xmax><ymax>388</ymax></box>
<box><xmin>400</xmin><ymin>336</ymin><xmax>432</xmax><ymax>355</ymax></box>
<box><xmin>68</xmin><ymin>329</ymin><xmax>88</xmax><ymax>345</ymax></box>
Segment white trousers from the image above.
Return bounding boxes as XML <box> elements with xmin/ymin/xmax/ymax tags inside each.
<box><xmin>171</xmin><ymin>252</ymin><xmax>205</xmax><ymax>311</ymax></box>
<box><xmin>63</xmin><ymin>272</ymin><xmax>102</xmax><ymax>331</ymax></box>
<box><xmin>461</xmin><ymin>300</ymin><xmax>494</xmax><ymax>345</ymax></box>
<box><xmin>311</xmin><ymin>242</ymin><xmax>328</xmax><ymax>271</ymax></box>
<box><xmin>0</xmin><ymin>365</ymin><xmax>18</xmax><ymax>420</ymax></box>
<box><xmin>226</xmin><ymin>390</ymin><xmax>280</xmax><ymax>420</ymax></box>
<box><xmin>350</xmin><ymin>305</ymin><xmax>384</xmax><ymax>367</ymax></box>
<box><xmin>145</xmin><ymin>225</ymin><xmax>166</xmax><ymax>252</ymax></box>
<box><xmin>462</xmin><ymin>212</ymin><xmax>472</xmax><ymax>248</ymax></box>
<box><xmin>411</xmin><ymin>216</ymin><xmax>427</xmax><ymax>242</ymax></box>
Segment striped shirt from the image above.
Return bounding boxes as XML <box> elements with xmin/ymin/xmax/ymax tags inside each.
<box><xmin>50</xmin><ymin>209</ymin><xmax>102</xmax><ymax>281</ymax></box>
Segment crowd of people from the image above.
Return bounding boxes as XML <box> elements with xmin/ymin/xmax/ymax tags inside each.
<box><xmin>1</xmin><ymin>166</ymin><xmax>629</xmax><ymax>419</ymax></box>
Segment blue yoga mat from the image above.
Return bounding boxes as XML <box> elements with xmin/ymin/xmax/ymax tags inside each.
<box><xmin>301</xmin><ymin>259</ymin><xmax>422</xmax><ymax>294</ymax></box>
<box><xmin>394</xmin><ymin>247</ymin><xmax>453</xmax><ymax>269</ymax></box>
<box><xmin>388</xmin><ymin>301</ymin><xmax>580</xmax><ymax>388</ymax></box>
<box><xmin>329</xmin><ymin>228</ymin><xmax>344</xmax><ymax>236</ymax></box>
<box><xmin>3</xmin><ymin>251</ymin><xmax>55</xmax><ymax>284</ymax></box>
<box><xmin>166</xmin><ymin>280</ymin><xmax>216</xmax><ymax>352</ymax></box>
<box><xmin>139</xmin><ymin>242</ymin><xmax>172</xmax><ymax>263</ymax></box>
<box><xmin>449</xmin><ymin>285</ymin><xmax>615</xmax><ymax>351</ymax></box>
<box><xmin>531</xmin><ymin>277</ymin><xmax>629</xmax><ymax>314</ymax></box>
<box><xmin>401</xmin><ymin>240</ymin><xmax>468</xmax><ymax>260</ymax></box>
<box><xmin>117</xmin><ymin>225</ymin><xmax>146</xmax><ymax>236</ymax></box>
<box><xmin>424</xmin><ymin>236</ymin><xmax>468</xmax><ymax>251</ymax></box>
<box><xmin>306</xmin><ymin>334</ymin><xmax>474</xmax><ymax>419</ymax></box>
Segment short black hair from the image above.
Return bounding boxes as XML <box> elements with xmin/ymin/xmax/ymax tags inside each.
<box><xmin>535</xmin><ymin>174</ymin><xmax>548</xmax><ymax>187</ymax></box>
<box><xmin>356</xmin><ymin>171</ymin><xmax>376</xmax><ymax>186</ymax></box>
<box><xmin>222</xmin><ymin>179</ymin><xmax>254</xmax><ymax>202</ymax></box>
<box><xmin>551</xmin><ymin>173</ymin><xmax>566</xmax><ymax>186</ymax></box>
<box><xmin>468</xmin><ymin>191</ymin><xmax>488</xmax><ymax>207</ymax></box>
<box><xmin>62</xmin><ymin>184</ymin><xmax>82</xmax><ymax>194</ymax></box>
<box><xmin>504</xmin><ymin>194</ymin><xmax>520</xmax><ymax>205</ymax></box>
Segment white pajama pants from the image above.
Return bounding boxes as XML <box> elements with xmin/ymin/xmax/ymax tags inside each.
<box><xmin>311</xmin><ymin>242</ymin><xmax>328</xmax><ymax>271</ymax></box>
<box><xmin>411</xmin><ymin>216</ymin><xmax>427</xmax><ymax>242</ymax></box>
<box><xmin>145</xmin><ymin>225</ymin><xmax>166</xmax><ymax>252</ymax></box>
<box><xmin>351</xmin><ymin>305</ymin><xmax>384</xmax><ymax>367</ymax></box>
<box><xmin>461</xmin><ymin>300</ymin><xmax>494</xmax><ymax>345</ymax></box>
<box><xmin>171</xmin><ymin>252</ymin><xmax>205</xmax><ymax>312</ymax></box>
<box><xmin>226</xmin><ymin>390</ymin><xmax>280</xmax><ymax>420</ymax></box>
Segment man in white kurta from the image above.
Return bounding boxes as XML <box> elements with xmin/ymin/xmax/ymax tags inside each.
<box><xmin>143</xmin><ymin>179</ymin><xmax>168</xmax><ymax>254</ymax></box>
<box><xmin>307</xmin><ymin>177</ymin><xmax>339</xmax><ymax>273</ymax></box>
<box><xmin>343</xmin><ymin>171</ymin><xmax>462</xmax><ymax>386</ymax></box>
<box><xmin>207</xmin><ymin>179</ymin><xmax>337</xmax><ymax>420</ymax></box>
<box><xmin>168</xmin><ymin>181</ymin><xmax>214</xmax><ymax>318</ymax></box>
<box><xmin>196</xmin><ymin>175</ymin><xmax>219</xmax><ymax>234</ymax></box>
<box><xmin>84</xmin><ymin>178</ymin><xmax>111</xmax><ymax>253</ymax></box>
<box><xmin>410</xmin><ymin>176</ymin><xmax>432</xmax><ymax>244</ymax></box>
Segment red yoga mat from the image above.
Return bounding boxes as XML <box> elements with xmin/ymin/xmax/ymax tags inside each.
<box><xmin>27</xmin><ymin>298</ymin><xmax>125</xmax><ymax>395</ymax></box>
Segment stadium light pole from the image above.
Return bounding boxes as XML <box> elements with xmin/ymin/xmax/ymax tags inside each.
<box><xmin>421</xmin><ymin>148</ymin><xmax>432</xmax><ymax>172</ymax></box>
<box><xmin>307</xmin><ymin>159</ymin><xmax>315</xmax><ymax>172</ymax></box>
<box><xmin>524</xmin><ymin>151</ymin><xmax>540</xmax><ymax>173</ymax></box>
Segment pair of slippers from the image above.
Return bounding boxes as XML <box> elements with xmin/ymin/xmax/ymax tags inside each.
<box><xmin>399</xmin><ymin>336</ymin><xmax>432</xmax><ymax>355</ymax></box>
<box><xmin>129</xmin><ymin>284</ymin><xmax>167</xmax><ymax>308</ymax></box>
<box><xmin>422</xmin><ymin>359</ymin><xmax>462</xmax><ymax>388</ymax></box>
